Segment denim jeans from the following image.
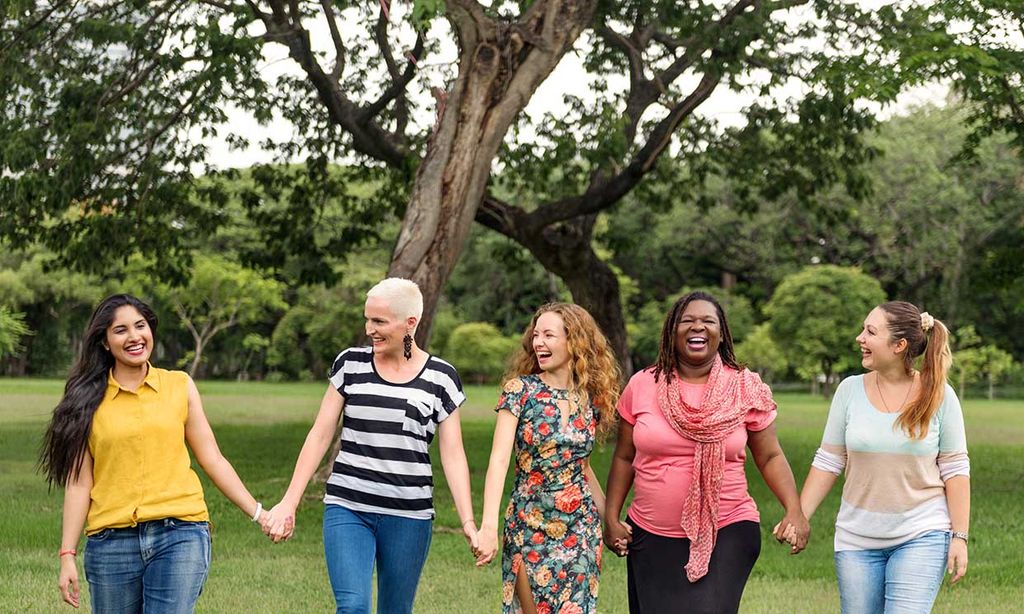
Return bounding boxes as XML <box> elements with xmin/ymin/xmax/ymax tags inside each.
<box><xmin>322</xmin><ymin>504</ymin><xmax>433</xmax><ymax>614</ymax></box>
<box><xmin>835</xmin><ymin>530</ymin><xmax>950</xmax><ymax>614</ymax></box>
<box><xmin>83</xmin><ymin>518</ymin><xmax>211</xmax><ymax>614</ymax></box>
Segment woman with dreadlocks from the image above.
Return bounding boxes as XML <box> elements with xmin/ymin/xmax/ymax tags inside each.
<box><xmin>603</xmin><ymin>291</ymin><xmax>808</xmax><ymax>614</ymax></box>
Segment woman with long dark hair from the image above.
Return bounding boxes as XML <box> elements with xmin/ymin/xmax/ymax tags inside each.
<box><xmin>603</xmin><ymin>290</ymin><xmax>808</xmax><ymax>614</ymax></box>
<box><xmin>41</xmin><ymin>294</ymin><xmax>268</xmax><ymax>612</ymax></box>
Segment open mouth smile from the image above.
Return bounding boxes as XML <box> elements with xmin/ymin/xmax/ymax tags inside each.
<box><xmin>686</xmin><ymin>336</ymin><xmax>708</xmax><ymax>351</ymax></box>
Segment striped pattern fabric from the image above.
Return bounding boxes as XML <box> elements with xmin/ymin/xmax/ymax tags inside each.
<box><xmin>811</xmin><ymin>375</ymin><xmax>970</xmax><ymax>551</ymax></box>
<box><xmin>324</xmin><ymin>347</ymin><xmax>465</xmax><ymax>519</ymax></box>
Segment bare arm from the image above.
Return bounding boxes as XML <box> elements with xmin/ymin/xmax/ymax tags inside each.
<box><xmin>58</xmin><ymin>451</ymin><xmax>92</xmax><ymax>608</ymax></box>
<box><xmin>184</xmin><ymin>377</ymin><xmax>262</xmax><ymax>521</ymax></box>
<box><xmin>748</xmin><ymin>424</ymin><xmax>809</xmax><ymax>553</ymax></box>
<box><xmin>437</xmin><ymin>409</ymin><xmax>478</xmax><ymax>550</ymax></box>
<box><xmin>798</xmin><ymin>466</ymin><xmax>840</xmax><ymax>521</ymax></box>
<box><xmin>265</xmin><ymin>385</ymin><xmax>345</xmax><ymax>540</ymax></box>
<box><xmin>584</xmin><ymin>459</ymin><xmax>605</xmax><ymax>524</ymax></box>
<box><xmin>945</xmin><ymin>475</ymin><xmax>970</xmax><ymax>583</ymax></box>
<box><xmin>476</xmin><ymin>409</ymin><xmax>519</xmax><ymax>566</ymax></box>
<box><xmin>603</xmin><ymin>419</ymin><xmax>636</xmax><ymax>555</ymax></box>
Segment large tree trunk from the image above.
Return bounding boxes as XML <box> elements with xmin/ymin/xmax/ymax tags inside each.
<box><xmin>388</xmin><ymin>1</ymin><xmax>597</xmax><ymax>349</ymax></box>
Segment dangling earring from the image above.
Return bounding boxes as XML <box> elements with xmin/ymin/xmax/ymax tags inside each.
<box><xmin>403</xmin><ymin>332</ymin><xmax>413</xmax><ymax>360</ymax></box>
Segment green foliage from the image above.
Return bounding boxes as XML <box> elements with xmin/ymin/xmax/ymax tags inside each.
<box><xmin>428</xmin><ymin>306</ymin><xmax>461</xmax><ymax>357</ymax></box>
<box><xmin>444</xmin><ymin>322</ymin><xmax>518</xmax><ymax>384</ymax></box>
<box><xmin>765</xmin><ymin>265</ymin><xmax>885</xmax><ymax>388</ymax></box>
<box><xmin>445</xmin><ymin>228</ymin><xmax>562</xmax><ymax>337</ymax></box>
<box><xmin>952</xmin><ymin>327</ymin><xmax>1017</xmax><ymax>399</ymax></box>
<box><xmin>0</xmin><ymin>249</ymin><xmax>109</xmax><ymax>374</ymax></box>
<box><xmin>154</xmin><ymin>254</ymin><xmax>287</xmax><ymax>376</ymax></box>
<box><xmin>0</xmin><ymin>306</ymin><xmax>30</xmax><ymax>358</ymax></box>
<box><xmin>736</xmin><ymin>324</ymin><xmax>788</xmax><ymax>384</ymax></box>
<box><xmin>268</xmin><ymin>260</ymin><xmax>385</xmax><ymax>380</ymax></box>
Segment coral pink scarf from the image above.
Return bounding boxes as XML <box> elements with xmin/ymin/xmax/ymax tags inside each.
<box><xmin>657</xmin><ymin>355</ymin><xmax>775</xmax><ymax>582</ymax></box>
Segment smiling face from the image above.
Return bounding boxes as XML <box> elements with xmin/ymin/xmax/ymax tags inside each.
<box><xmin>674</xmin><ymin>300</ymin><xmax>722</xmax><ymax>368</ymax></box>
<box><xmin>364</xmin><ymin>295</ymin><xmax>412</xmax><ymax>356</ymax></box>
<box><xmin>856</xmin><ymin>306</ymin><xmax>905</xmax><ymax>371</ymax></box>
<box><xmin>532</xmin><ymin>311</ymin><xmax>570</xmax><ymax>375</ymax></box>
<box><xmin>105</xmin><ymin>305</ymin><xmax>154</xmax><ymax>370</ymax></box>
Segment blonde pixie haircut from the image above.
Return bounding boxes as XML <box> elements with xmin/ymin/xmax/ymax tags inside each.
<box><xmin>366</xmin><ymin>278</ymin><xmax>424</xmax><ymax>321</ymax></box>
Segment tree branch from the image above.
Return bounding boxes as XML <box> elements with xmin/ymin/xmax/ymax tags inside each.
<box><xmin>319</xmin><ymin>0</ymin><xmax>347</xmax><ymax>79</ymax></box>
<box><xmin>526</xmin><ymin>69</ymin><xmax>721</xmax><ymax>225</ymax></box>
<box><xmin>259</xmin><ymin>0</ymin><xmax>410</xmax><ymax>166</ymax></box>
<box><xmin>362</xmin><ymin>14</ymin><xmax>425</xmax><ymax>123</ymax></box>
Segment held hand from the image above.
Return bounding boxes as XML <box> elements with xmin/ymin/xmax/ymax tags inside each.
<box><xmin>462</xmin><ymin>520</ymin><xmax>479</xmax><ymax>553</ymax></box>
<box><xmin>58</xmin><ymin>556</ymin><xmax>80</xmax><ymax>608</ymax></box>
<box><xmin>774</xmin><ymin>510</ymin><xmax>810</xmax><ymax>554</ymax></box>
<box><xmin>947</xmin><ymin>538</ymin><xmax>968</xmax><ymax>584</ymax></box>
<box><xmin>475</xmin><ymin>525</ymin><xmax>499</xmax><ymax>567</ymax></box>
<box><xmin>264</xmin><ymin>502</ymin><xmax>297</xmax><ymax>543</ymax></box>
<box><xmin>603</xmin><ymin>519</ymin><xmax>633</xmax><ymax>557</ymax></box>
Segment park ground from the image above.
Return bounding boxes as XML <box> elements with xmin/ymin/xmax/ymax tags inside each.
<box><xmin>2</xmin><ymin>378</ymin><xmax>1022</xmax><ymax>613</ymax></box>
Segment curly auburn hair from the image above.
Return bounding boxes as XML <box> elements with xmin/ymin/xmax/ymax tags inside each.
<box><xmin>504</xmin><ymin>303</ymin><xmax>622</xmax><ymax>439</ymax></box>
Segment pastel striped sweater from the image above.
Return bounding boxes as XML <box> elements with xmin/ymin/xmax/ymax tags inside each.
<box><xmin>812</xmin><ymin>375</ymin><xmax>970</xmax><ymax>551</ymax></box>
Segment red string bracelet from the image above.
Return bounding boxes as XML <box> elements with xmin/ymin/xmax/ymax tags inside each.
<box><xmin>59</xmin><ymin>549</ymin><xmax>77</xmax><ymax>557</ymax></box>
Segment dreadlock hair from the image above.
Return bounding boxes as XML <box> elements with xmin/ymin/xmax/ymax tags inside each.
<box><xmin>651</xmin><ymin>290</ymin><xmax>740</xmax><ymax>383</ymax></box>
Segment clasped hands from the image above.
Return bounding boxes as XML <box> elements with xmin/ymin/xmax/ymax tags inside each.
<box><xmin>257</xmin><ymin>502</ymin><xmax>296</xmax><ymax>543</ymax></box>
<box><xmin>772</xmin><ymin>510</ymin><xmax>811</xmax><ymax>555</ymax></box>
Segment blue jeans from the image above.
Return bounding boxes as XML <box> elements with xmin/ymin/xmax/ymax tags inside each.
<box><xmin>322</xmin><ymin>504</ymin><xmax>433</xmax><ymax>614</ymax></box>
<box><xmin>83</xmin><ymin>518</ymin><xmax>211</xmax><ymax>614</ymax></box>
<box><xmin>835</xmin><ymin>530</ymin><xmax>950</xmax><ymax>614</ymax></box>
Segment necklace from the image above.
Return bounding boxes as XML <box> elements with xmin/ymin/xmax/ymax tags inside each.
<box><xmin>875</xmin><ymin>373</ymin><xmax>913</xmax><ymax>413</ymax></box>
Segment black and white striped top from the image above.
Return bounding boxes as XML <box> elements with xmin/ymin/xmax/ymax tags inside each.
<box><xmin>324</xmin><ymin>346</ymin><xmax>466</xmax><ymax>519</ymax></box>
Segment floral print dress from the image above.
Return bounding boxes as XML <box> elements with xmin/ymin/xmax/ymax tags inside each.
<box><xmin>497</xmin><ymin>374</ymin><xmax>602</xmax><ymax>614</ymax></box>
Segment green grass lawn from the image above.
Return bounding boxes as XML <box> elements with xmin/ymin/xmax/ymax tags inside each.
<box><xmin>2</xmin><ymin>379</ymin><xmax>1022</xmax><ymax>613</ymax></box>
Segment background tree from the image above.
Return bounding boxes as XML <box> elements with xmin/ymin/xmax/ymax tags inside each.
<box><xmin>765</xmin><ymin>265</ymin><xmax>885</xmax><ymax>394</ymax></box>
<box><xmin>736</xmin><ymin>323</ymin><xmax>787</xmax><ymax>384</ymax></box>
<box><xmin>0</xmin><ymin>307</ymin><xmax>30</xmax><ymax>360</ymax></box>
<box><xmin>149</xmin><ymin>254</ymin><xmax>288</xmax><ymax>376</ymax></box>
<box><xmin>444</xmin><ymin>322</ymin><xmax>519</xmax><ymax>384</ymax></box>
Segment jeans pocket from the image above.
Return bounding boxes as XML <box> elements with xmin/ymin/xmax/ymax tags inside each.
<box><xmin>167</xmin><ymin>519</ymin><xmax>209</xmax><ymax>530</ymax></box>
<box><xmin>86</xmin><ymin>528</ymin><xmax>114</xmax><ymax>543</ymax></box>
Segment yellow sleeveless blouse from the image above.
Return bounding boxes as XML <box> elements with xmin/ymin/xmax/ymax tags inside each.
<box><xmin>86</xmin><ymin>366</ymin><xmax>209</xmax><ymax>534</ymax></box>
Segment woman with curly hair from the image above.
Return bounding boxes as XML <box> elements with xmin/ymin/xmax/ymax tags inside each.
<box><xmin>475</xmin><ymin>303</ymin><xmax>621</xmax><ymax>614</ymax></box>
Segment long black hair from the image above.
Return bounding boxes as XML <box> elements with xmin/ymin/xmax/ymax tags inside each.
<box><xmin>40</xmin><ymin>294</ymin><xmax>158</xmax><ymax>488</ymax></box>
<box><xmin>651</xmin><ymin>290</ymin><xmax>739</xmax><ymax>382</ymax></box>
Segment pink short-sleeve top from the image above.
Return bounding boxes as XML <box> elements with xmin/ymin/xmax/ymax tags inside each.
<box><xmin>618</xmin><ymin>367</ymin><xmax>776</xmax><ymax>538</ymax></box>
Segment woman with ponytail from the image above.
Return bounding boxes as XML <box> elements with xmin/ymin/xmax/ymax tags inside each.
<box><xmin>790</xmin><ymin>301</ymin><xmax>971</xmax><ymax>613</ymax></box>
<box><xmin>41</xmin><ymin>294</ymin><xmax>269</xmax><ymax>612</ymax></box>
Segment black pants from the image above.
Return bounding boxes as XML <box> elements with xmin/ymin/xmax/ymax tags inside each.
<box><xmin>626</xmin><ymin>517</ymin><xmax>761</xmax><ymax>614</ymax></box>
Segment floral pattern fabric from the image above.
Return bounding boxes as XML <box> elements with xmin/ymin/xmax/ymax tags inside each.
<box><xmin>497</xmin><ymin>375</ymin><xmax>602</xmax><ymax>614</ymax></box>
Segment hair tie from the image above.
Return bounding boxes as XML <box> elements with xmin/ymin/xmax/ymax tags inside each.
<box><xmin>920</xmin><ymin>312</ymin><xmax>934</xmax><ymax>332</ymax></box>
